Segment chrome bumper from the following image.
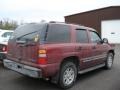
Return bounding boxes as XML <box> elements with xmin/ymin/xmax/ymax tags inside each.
<box><xmin>3</xmin><ymin>59</ymin><xmax>42</xmax><ymax>78</ymax></box>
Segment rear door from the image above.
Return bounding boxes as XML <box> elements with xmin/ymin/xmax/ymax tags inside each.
<box><xmin>7</xmin><ymin>24</ymin><xmax>47</xmax><ymax>63</ymax></box>
<box><xmin>75</xmin><ymin>28</ymin><xmax>94</xmax><ymax>70</ymax></box>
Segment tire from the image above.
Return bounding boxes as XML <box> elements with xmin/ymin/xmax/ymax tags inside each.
<box><xmin>105</xmin><ymin>53</ymin><xmax>114</xmax><ymax>69</ymax></box>
<box><xmin>59</xmin><ymin>61</ymin><xmax>77</xmax><ymax>89</ymax></box>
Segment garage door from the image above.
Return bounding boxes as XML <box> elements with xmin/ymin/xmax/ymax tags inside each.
<box><xmin>101</xmin><ymin>20</ymin><xmax>120</xmax><ymax>44</ymax></box>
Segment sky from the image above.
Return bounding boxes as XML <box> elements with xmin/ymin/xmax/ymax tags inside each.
<box><xmin>0</xmin><ymin>0</ymin><xmax>120</xmax><ymax>23</ymax></box>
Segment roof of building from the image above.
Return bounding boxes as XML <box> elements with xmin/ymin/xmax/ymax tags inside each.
<box><xmin>65</xmin><ymin>6</ymin><xmax>120</xmax><ymax>17</ymax></box>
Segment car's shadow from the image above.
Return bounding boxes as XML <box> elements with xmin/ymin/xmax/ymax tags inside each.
<box><xmin>13</xmin><ymin>75</ymin><xmax>61</xmax><ymax>90</ymax></box>
<box><xmin>76</xmin><ymin>68</ymin><xmax>105</xmax><ymax>83</ymax></box>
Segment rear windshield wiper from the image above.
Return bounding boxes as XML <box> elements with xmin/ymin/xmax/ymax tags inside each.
<box><xmin>16</xmin><ymin>30</ymin><xmax>39</xmax><ymax>40</ymax></box>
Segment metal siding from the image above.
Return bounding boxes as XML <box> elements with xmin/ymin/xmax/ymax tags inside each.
<box><xmin>65</xmin><ymin>6</ymin><xmax>120</xmax><ymax>36</ymax></box>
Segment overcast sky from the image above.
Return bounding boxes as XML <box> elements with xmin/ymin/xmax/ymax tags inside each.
<box><xmin>0</xmin><ymin>0</ymin><xmax>120</xmax><ymax>23</ymax></box>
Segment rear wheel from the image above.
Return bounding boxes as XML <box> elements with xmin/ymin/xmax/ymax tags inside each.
<box><xmin>59</xmin><ymin>61</ymin><xmax>77</xmax><ymax>89</ymax></box>
<box><xmin>105</xmin><ymin>53</ymin><xmax>114</xmax><ymax>69</ymax></box>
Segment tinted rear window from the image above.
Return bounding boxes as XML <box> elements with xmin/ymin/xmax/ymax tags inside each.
<box><xmin>46</xmin><ymin>24</ymin><xmax>70</xmax><ymax>43</ymax></box>
<box><xmin>11</xmin><ymin>23</ymin><xmax>47</xmax><ymax>43</ymax></box>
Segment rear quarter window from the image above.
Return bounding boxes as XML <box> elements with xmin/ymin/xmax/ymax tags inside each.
<box><xmin>46</xmin><ymin>24</ymin><xmax>71</xmax><ymax>43</ymax></box>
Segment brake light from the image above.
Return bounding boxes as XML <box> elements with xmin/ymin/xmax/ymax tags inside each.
<box><xmin>37</xmin><ymin>50</ymin><xmax>47</xmax><ymax>65</ymax></box>
<box><xmin>37</xmin><ymin>58</ymin><xmax>47</xmax><ymax>65</ymax></box>
<box><xmin>2</xmin><ymin>45</ymin><xmax>7</xmax><ymax>52</ymax></box>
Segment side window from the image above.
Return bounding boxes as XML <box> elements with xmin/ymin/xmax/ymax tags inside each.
<box><xmin>2</xmin><ymin>32</ymin><xmax>13</xmax><ymax>38</ymax></box>
<box><xmin>89</xmin><ymin>31</ymin><xmax>101</xmax><ymax>43</ymax></box>
<box><xmin>76</xmin><ymin>29</ymin><xmax>88</xmax><ymax>43</ymax></box>
<box><xmin>46</xmin><ymin>24</ymin><xmax>70</xmax><ymax>43</ymax></box>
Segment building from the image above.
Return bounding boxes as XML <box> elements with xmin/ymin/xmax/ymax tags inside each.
<box><xmin>65</xmin><ymin>6</ymin><xmax>120</xmax><ymax>43</ymax></box>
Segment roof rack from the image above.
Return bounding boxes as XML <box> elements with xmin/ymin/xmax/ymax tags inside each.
<box><xmin>49</xmin><ymin>21</ymin><xmax>65</xmax><ymax>23</ymax></box>
<box><xmin>66</xmin><ymin>22</ymin><xmax>84</xmax><ymax>26</ymax></box>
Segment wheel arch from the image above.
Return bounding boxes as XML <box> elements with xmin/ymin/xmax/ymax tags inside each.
<box><xmin>108</xmin><ymin>49</ymin><xmax>115</xmax><ymax>56</ymax></box>
<box><xmin>60</xmin><ymin>56</ymin><xmax>80</xmax><ymax>71</ymax></box>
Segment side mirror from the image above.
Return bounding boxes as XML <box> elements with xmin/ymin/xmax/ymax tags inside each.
<box><xmin>103</xmin><ymin>38</ymin><xmax>108</xmax><ymax>43</ymax></box>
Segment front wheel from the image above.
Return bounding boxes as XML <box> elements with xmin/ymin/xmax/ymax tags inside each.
<box><xmin>59</xmin><ymin>61</ymin><xmax>77</xmax><ymax>89</ymax></box>
<box><xmin>105</xmin><ymin>53</ymin><xmax>114</xmax><ymax>69</ymax></box>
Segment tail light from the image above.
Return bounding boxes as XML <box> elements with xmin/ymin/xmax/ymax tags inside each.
<box><xmin>37</xmin><ymin>50</ymin><xmax>47</xmax><ymax>65</ymax></box>
<box><xmin>2</xmin><ymin>45</ymin><xmax>7</xmax><ymax>52</ymax></box>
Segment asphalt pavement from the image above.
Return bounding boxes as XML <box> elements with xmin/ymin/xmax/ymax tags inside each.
<box><xmin>0</xmin><ymin>45</ymin><xmax>120</xmax><ymax>90</ymax></box>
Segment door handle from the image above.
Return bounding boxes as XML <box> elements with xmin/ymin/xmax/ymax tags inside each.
<box><xmin>92</xmin><ymin>46</ymin><xmax>96</xmax><ymax>49</ymax></box>
<box><xmin>77</xmin><ymin>46</ymin><xmax>82</xmax><ymax>50</ymax></box>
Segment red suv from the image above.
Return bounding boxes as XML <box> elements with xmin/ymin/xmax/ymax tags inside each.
<box><xmin>3</xmin><ymin>22</ymin><xmax>115</xmax><ymax>89</ymax></box>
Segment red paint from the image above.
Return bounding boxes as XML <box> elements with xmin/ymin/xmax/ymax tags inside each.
<box><xmin>6</xmin><ymin>23</ymin><xmax>114</xmax><ymax>78</ymax></box>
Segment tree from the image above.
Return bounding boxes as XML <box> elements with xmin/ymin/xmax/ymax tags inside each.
<box><xmin>0</xmin><ymin>19</ymin><xmax>18</xmax><ymax>30</ymax></box>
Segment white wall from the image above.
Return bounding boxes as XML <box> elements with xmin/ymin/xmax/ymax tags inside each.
<box><xmin>101</xmin><ymin>20</ymin><xmax>120</xmax><ymax>44</ymax></box>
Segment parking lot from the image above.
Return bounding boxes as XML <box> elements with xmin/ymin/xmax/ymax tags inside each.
<box><xmin>0</xmin><ymin>45</ymin><xmax>120</xmax><ymax>90</ymax></box>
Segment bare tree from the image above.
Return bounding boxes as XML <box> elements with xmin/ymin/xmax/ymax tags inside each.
<box><xmin>0</xmin><ymin>18</ymin><xmax>18</xmax><ymax>30</ymax></box>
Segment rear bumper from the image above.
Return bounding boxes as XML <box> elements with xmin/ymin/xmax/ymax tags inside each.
<box><xmin>3</xmin><ymin>59</ymin><xmax>42</xmax><ymax>78</ymax></box>
<box><xmin>0</xmin><ymin>52</ymin><xmax>6</xmax><ymax>61</ymax></box>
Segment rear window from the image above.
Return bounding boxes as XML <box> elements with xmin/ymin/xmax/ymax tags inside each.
<box><xmin>11</xmin><ymin>23</ymin><xmax>47</xmax><ymax>43</ymax></box>
<box><xmin>46</xmin><ymin>24</ymin><xmax>70</xmax><ymax>43</ymax></box>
